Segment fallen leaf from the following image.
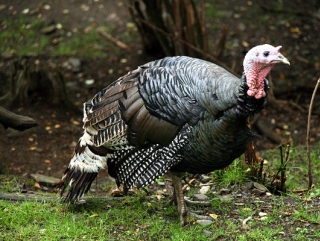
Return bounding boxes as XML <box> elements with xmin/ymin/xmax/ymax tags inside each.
<box><xmin>209</xmin><ymin>213</ymin><xmax>218</xmax><ymax>220</ymax></box>
<box><xmin>242</xmin><ymin>216</ymin><xmax>252</xmax><ymax>229</ymax></box>
<box><xmin>120</xmin><ymin>58</ymin><xmax>127</xmax><ymax>64</ymax></box>
<box><xmin>52</xmin><ymin>38</ymin><xmax>59</xmax><ymax>45</ymax></box>
<box><xmin>34</xmin><ymin>182</ymin><xmax>41</xmax><ymax>189</ymax></box>
<box><xmin>71</xmin><ymin>119</ymin><xmax>80</xmax><ymax>125</ymax></box>
<box><xmin>241</xmin><ymin>40</ymin><xmax>249</xmax><ymax>47</ymax></box>
<box><xmin>242</xmin><ymin>208</ymin><xmax>252</xmax><ymax>211</ymax></box>
<box><xmin>89</xmin><ymin>213</ymin><xmax>99</xmax><ymax>218</ymax></box>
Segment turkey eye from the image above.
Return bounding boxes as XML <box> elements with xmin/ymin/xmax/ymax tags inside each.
<box><xmin>263</xmin><ymin>51</ymin><xmax>269</xmax><ymax>57</ymax></box>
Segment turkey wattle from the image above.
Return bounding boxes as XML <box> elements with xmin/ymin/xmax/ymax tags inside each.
<box><xmin>60</xmin><ymin>44</ymin><xmax>290</xmax><ymax>225</ymax></box>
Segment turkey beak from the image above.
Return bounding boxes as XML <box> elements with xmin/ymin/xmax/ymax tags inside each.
<box><xmin>272</xmin><ymin>53</ymin><xmax>290</xmax><ymax>65</ymax></box>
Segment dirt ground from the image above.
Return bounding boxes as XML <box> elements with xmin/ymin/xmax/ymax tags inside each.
<box><xmin>0</xmin><ymin>1</ymin><xmax>320</xmax><ymax>186</ymax></box>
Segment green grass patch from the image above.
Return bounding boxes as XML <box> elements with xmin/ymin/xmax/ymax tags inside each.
<box><xmin>261</xmin><ymin>143</ymin><xmax>320</xmax><ymax>191</ymax></box>
<box><xmin>1</xmin><ymin>143</ymin><xmax>320</xmax><ymax>240</ymax></box>
<box><xmin>1</xmin><ymin>17</ymin><xmax>51</xmax><ymax>56</ymax></box>
<box><xmin>0</xmin><ymin>197</ymin><xmax>210</xmax><ymax>240</ymax></box>
<box><xmin>0</xmin><ymin>15</ymin><xmax>129</xmax><ymax>57</ymax></box>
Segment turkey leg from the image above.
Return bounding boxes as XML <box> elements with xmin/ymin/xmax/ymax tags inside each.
<box><xmin>170</xmin><ymin>172</ymin><xmax>188</xmax><ymax>226</ymax></box>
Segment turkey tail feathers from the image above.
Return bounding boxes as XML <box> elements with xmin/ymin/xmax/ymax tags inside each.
<box><xmin>60</xmin><ymin>143</ymin><xmax>108</xmax><ymax>203</ymax></box>
<box><xmin>60</xmin><ymin>168</ymin><xmax>98</xmax><ymax>203</ymax></box>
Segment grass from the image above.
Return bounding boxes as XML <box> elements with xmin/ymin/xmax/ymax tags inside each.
<box><xmin>261</xmin><ymin>143</ymin><xmax>320</xmax><ymax>191</ymax></box>
<box><xmin>0</xmin><ymin>15</ymin><xmax>131</xmax><ymax>57</ymax></box>
<box><xmin>0</xmin><ymin>197</ymin><xmax>210</xmax><ymax>240</ymax></box>
<box><xmin>1</xmin><ymin>17</ymin><xmax>50</xmax><ymax>56</ymax></box>
<box><xmin>1</xmin><ymin>143</ymin><xmax>320</xmax><ymax>240</ymax></box>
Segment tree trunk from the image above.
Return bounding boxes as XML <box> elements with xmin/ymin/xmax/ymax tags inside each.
<box><xmin>128</xmin><ymin>0</ymin><xmax>208</xmax><ymax>58</ymax></box>
<box><xmin>0</xmin><ymin>58</ymin><xmax>79</xmax><ymax>112</ymax></box>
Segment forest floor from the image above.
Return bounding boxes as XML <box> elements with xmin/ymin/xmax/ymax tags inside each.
<box><xmin>0</xmin><ymin>0</ymin><xmax>320</xmax><ymax>240</ymax></box>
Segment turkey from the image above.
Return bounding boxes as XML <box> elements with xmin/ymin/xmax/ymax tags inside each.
<box><xmin>60</xmin><ymin>44</ymin><xmax>290</xmax><ymax>225</ymax></box>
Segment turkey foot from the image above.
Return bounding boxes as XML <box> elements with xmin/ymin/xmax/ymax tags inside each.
<box><xmin>168</xmin><ymin>172</ymin><xmax>213</xmax><ymax>225</ymax></box>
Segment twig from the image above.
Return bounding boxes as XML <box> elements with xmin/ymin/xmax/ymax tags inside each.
<box><xmin>281</xmin><ymin>144</ymin><xmax>290</xmax><ymax>192</ymax></box>
<box><xmin>271</xmin><ymin>145</ymin><xmax>290</xmax><ymax>191</ymax></box>
<box><xmin>306</xmin><ymin>77</ymin><xmax>320</xmax><ymax>189</ymax></box>
<box><xmin>279</xmin><ymin>145</ymin><xmax>283</xmax><ymax>190</ymax></box>
<box><xmin>258</xmin><ymin>158</ymin><xmax>264</xmax><ymax>181</ymax></box>
<box><xmin>242</xmin><ymin>216</ymin><xmax>252</xmax><ymax>229</ymax></box>
<box><xmin>98</xmin><ymin>28</ymin><xmax>131</xmax><ymax>52</ymax></box>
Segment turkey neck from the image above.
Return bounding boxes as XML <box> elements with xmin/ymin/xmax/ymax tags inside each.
<box><xmin>244</xmin><ymin>63</ymin><xmax>274</xmax><ymax>99</ymax></box>
<box><xmin>236</xmin><ymin>74</ymin><xmax>269</xmax><ymax>116</ymax></box>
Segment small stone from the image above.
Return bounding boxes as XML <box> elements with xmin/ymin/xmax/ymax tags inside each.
<box><xmin>200</xmin><ymin>175</ymin><xmax>211</xmax><ymax>183</ymax></box>
<box><xmin>30</xmin><ymin>174</ymin><xmax>61</xmax><ymax>186</ymax></box>
<box><xmin>220</xmin><ymin>188</ymin><xmax>231</xmax><ymax>195</ymax></box>
<box><xmin>252</xmin><ymin>188</ymin><xmax>266</xmax><ymax>196</ymax></box>
<box><xmin>85</xmin><ymin>79</ymin><xmax>95</xmax><ymax>85</ymax></box>
<box><xmin>67</xmin><ymin>57</ymin><xmax>81</xmax><ymax>72</ymax></box>
<box><xmin>43</xmin><ymin>4</ymin><xmax>51</xmax><ymax>10</ymax></box>
<box><xmin>193</xmin><ymin>194</ymin><xmax>209</xmax><ymax>201</ymax></box>
<box><xmin>202</xmin><ymin>230</ymin><xmax>212</xmax><ymax>236</ymax></box>
<box><xmin>238</xmin><ymin>22</ymin><xmax>246</xmax><ymax>31</ymax></box>
<box><xmin>245</xmin><ymin>182</ymin><xmax>253</xmax><ymax>189</ymax></box>
<box><xmin>22</xmin><ymin>8</ymin><xmax>29</xmax><ymax>14</ymax></box>
<box><xmin>260</xmin><ymin>216</ymin><xmax>268</xmax><ymax>221</ymax></box>
<box><xmin>219</xmin><ymin>194</ymin><xmax>233</xmax><ymax>202</ymax></box>
<box><xmin>259</xmin><ymin>212</ymin><xmax>267</xmax><ymax>217</ymax></box>
<box><xmin>196</xmin><ymin>220</ymin><xmax>213</xmax><ymax>226</ymax></box>
<box><xmin>199</xmin><ymin>185</ymin><xmax>210</xmax><ymax>194</ymax></box>
<box><xmin>253</xmin><ymin>182</ymin><xmax>269</xmax><ymax>191</ymax></box>
<box><xmin>56</xmin><ymin>23</ymin><xmax>63</xmax><ymax>29</ymax></box>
